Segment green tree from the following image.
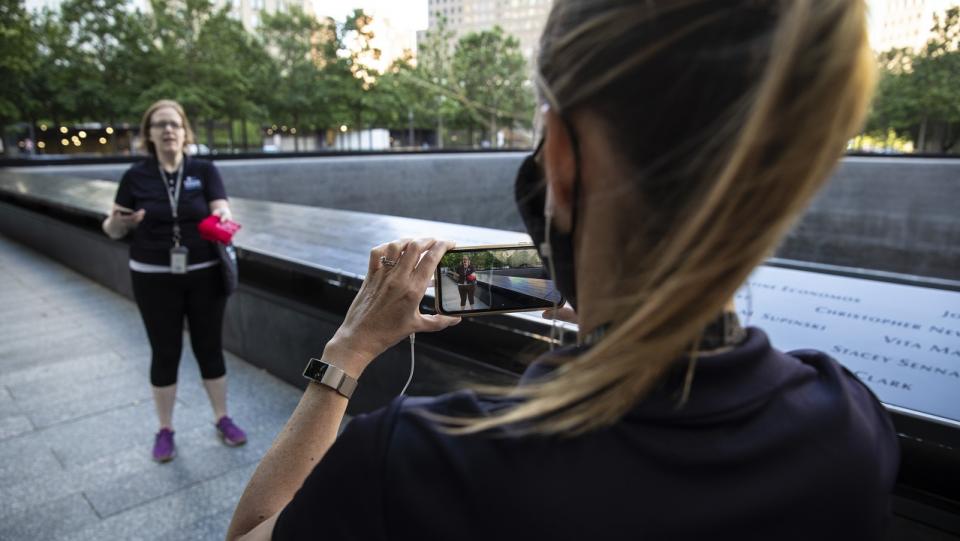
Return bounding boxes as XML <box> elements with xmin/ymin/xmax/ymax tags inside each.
<box><xmin>195</xmin><ymin>8</ymin><xmax>264</xmax><ymax>149</ymax></box>
<box><xmin>451</xmin><ymin>26</ymin><xmax>532</xmax><ymax>147</ymax></box>
<box><xmin>20</xmin><ymin>7</ymin><xmax>84</xmax><ymax>152</ymax></box>
<box><xmin>145</xmin><ymin>0</ymin><xmax>237</xmax><ymax>147</ymax></box>
<box><xmin>261</xmin><ymin>7</ymin><xmax>332</xmax><ymax>150</ymax></box>
<box><xmin>0</xmin><ymin>0</ymin><xmax>36</xmax><ymax>132</ymax></box>
<box><xmin>411</xmin><ymin>14</ymin><xmax>459</xmax><ymax>147</ymax></box>
<box><xmin>340</xmin><ymin>8</ymin><xmax>381</xmax><ymax>148</ymax></box>
<box><xmin>371</xmin><ymin>53</ymin><xmax>436</xmax><ymax>146</ymax></box>
<box><xmin>868</xmin><ymin>7</ymin><xmax>960</xmax><ymax>153</ymax></box>
<box><xmin>58</xmin><ymin>0</ymin><xmax>155</xmax><ymax>124</ymax></box>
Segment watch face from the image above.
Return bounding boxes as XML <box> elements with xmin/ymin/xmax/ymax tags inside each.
<box><xmin>302</xmin><ymin>358</ymin><xmax>356</xmax><ymax>398</ymax></box>
<box><xmin>303</xmin><ymin>358</ymin><xmax>331</xmax><ymax>383</ymax></box>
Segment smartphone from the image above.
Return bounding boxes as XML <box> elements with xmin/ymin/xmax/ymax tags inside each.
<box><xmin>434</xmin><ymin>244</ymin><xmax>563</xmax><ymax>316</ymax></box>
<box><xmin>114</xmin><ymin>208</ymin><xmax>134</xmax><ymax>216</ymax></box>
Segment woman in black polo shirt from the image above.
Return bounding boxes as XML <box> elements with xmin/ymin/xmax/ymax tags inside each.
<box><xmin>229</xmin><ymin>1</ymin><xmax>898</xmax><ymax>539</ymax></box>
<box><xmin>453</xmin><ymin>255</ymin><xmax>477</xmax><ymax>309</ymax></box>
<box><xmin>102</xmin><ymin>99</ymin><xmax>246</xmax><ymax>463</ymax></box>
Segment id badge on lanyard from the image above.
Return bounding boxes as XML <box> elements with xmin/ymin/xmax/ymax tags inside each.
<box><xmin>170</xmin><ymin>245</ymin><xmax>189</xmax><ymax>274</ymax></box>
<box><xmin>160</xmin><ymin>161</ymin><xmax>189</xmax><ymax>274</ymax></box>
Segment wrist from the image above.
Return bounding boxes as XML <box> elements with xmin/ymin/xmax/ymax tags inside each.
<box><xmin>322</xmin><ymin>335</ymin><xmax>375</xmax><ymax>379</ymax></box>
<box><xmin>103</xmin><ymin>217</ymin><xmax>125</xmax><ymax>238</ymax></box>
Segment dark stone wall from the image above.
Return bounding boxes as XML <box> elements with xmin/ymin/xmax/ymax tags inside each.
<box><xmin>10</xmin><ymin>154</ymin><xmax>958</xmax><ymax>280</ymax></box>
<box><xmin>778</xmin><ymin>157</ymin><xmax>959</xmax><ymax>280</ymax></box>
<box><xmin>0</xmin><ymin>200</ymin><xmax>519</xmax><ymax>415</ymax></box>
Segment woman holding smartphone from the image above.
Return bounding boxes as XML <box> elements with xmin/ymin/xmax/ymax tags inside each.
<box><xmin>102</xmin><ymin>99</ymin><xmax>246</xmax><ymax>463</ymax></box>
<box><xmin>229</xmin><ymin>1</ymin><xmax>897</xmax><ymax>539</ymax></box>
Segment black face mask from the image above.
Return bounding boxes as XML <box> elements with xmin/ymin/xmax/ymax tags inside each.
<box><xmin>514</xmin><ymin>139</ymin><xmax>580</xmax><ymax>310</ymax></box>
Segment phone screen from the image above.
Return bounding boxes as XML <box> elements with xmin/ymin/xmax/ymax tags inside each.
<box><xmin>435</xmin><ymin>245</ymin><xmax>563</xmax><ymax>316</ymax></box>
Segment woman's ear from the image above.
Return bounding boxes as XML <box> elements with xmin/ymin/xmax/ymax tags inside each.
<box><xmin>543</xmin><ymin>109</ymin><xmax>576</xmax><ymax>233</ymax></box>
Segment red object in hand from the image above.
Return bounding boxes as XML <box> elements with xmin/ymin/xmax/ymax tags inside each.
<box><xmin>199</xmin><ymin>215</ymin><xmax>242</xmax><ymax>244</ymax></box>
<box><xmin>467</xmin><ymin>273</ymin><xmax>477</xmax><ymax>282</ymax></box>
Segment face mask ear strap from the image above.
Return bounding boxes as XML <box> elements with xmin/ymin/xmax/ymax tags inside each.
<box><xmin>558</xmin><ymin>114</ymin><xmax>583</xmax><ymax>229</ymax></box>
<box><xmin>541</xmin><ymin>111</ymin><xmax>583</xmax><ymax>228</ymax></box>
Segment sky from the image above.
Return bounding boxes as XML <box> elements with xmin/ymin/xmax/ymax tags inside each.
<box><xmin>310</xmin><ymin>0</ymin><xmax>428</xmax><ymax>31</ymax></box>
<box><xmin>310</xmin><ymin>0</ymin><xmax>429</xmax><ymax>71</ymax></box>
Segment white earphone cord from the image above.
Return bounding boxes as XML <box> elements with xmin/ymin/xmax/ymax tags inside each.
<box><xmin>400</xmin><ymin>333</ymin><xmax>415</xmax><ymax>396</ymax></box>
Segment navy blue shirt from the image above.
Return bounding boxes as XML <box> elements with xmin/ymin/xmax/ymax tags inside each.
<box><xmin>114</xmin><ymin>156</ymin><xmax>227</xmax><ymax>265</ymax></box>
<box><xmin>274</xmin><ymin>328</ymin><xmax>899</xmax><ymax>540</ymax></box>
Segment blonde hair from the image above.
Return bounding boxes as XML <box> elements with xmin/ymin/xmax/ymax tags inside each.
<box><xmin>138</xmin><ymin>99</ymin><xmax>196</xmax><ymax>157</ymax></box>
<box><xmin>446</xmin><ymin>0</ymin><xmax>876</xmax><ymax>436</ymax></box>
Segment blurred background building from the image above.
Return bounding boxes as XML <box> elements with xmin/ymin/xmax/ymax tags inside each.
<box><xmin>422</xmin><ymin>0</ymin><xmax>552</xmax><ymax>61</ymax></box>
<box><xmin>228</xmin><ymin>0</ymin><xmax>315</xmax><ymax>31</ymax></box>
<box><xmin>870</xmin><ymin>0</ymin><xmax>958</xmax><ymax>52</ymax></box>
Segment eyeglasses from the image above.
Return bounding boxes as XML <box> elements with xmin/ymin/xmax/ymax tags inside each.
<box><xmin>150</xmin><ymin>121</ymin><xmax>183</xmax><ymax>130</ymax></box>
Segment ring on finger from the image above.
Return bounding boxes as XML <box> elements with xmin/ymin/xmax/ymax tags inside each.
<box><xmin>380</xmin><ymin>255</ymin><xmax>398</xmax><ymax>267</ymax></box>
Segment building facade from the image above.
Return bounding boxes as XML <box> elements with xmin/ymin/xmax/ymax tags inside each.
<box><xmin>870</xmin><ymin>0</ymin><xmax>958</xmax><ymax>52</ymax></box>
<box><xmin>424</xmin><ymin>0</ymin><xmax>553</xmax><ymax>62</ymax></box>
<box><xmin>222</xmin><ymin>0</ymin><xmax>315</xmax><ymax>31</ymax></box>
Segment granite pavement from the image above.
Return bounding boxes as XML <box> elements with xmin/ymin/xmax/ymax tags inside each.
<box><xmin>0</xmin><ymin>233</ymin><xmax>307</xmax><ymax>541</ymax></box>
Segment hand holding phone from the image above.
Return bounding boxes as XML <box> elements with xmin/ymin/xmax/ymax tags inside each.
<box><xmin>113</xmin><ymin>207</ymin><xmax>145</xmax><ymax>224</ymax></box>
<box><xmin>434</xmin><ymin>244</ymin><xmax>563</xmax><ymax>316</ymax></box>
<box><xmin>323</xmin><ymin>238</ymin><xmax>461</xmax><ymax>377</ymax></box>
<box><xmin>542</xmin><ymin>304</ymin><xmax>578</xmax><ymax>324</ymax></box>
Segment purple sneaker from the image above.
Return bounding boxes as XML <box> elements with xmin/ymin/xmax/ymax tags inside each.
<box><xmin>153</xmin><ymin>428</ymin><xmax>176</xmax><ymax>463</ymax></box>
<box><xmin>216</xmin><ymin>416</ymin><xmax>247</xmax><ymax>447</ymax></box>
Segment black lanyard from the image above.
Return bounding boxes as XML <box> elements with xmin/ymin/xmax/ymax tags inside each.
<box><xmin>158</xmin><ymin>160</ymin><xmax>184</xmax><ymax>246</ymax></box>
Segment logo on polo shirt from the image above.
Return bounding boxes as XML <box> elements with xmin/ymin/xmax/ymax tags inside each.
<box><xmin>183</xmin><ymin>176</ymin><xmax>202</xmax><ymax>190</ymax></box>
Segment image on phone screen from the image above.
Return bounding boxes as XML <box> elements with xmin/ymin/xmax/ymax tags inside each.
<box><xmin>435</xmin><ymin>245</ymin><xmax>563</xmax><ymax>316</ymax></box>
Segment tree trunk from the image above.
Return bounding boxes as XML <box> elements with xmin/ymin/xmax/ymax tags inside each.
<box><xmin>227</xmin><ymin>118</ymin><xmax>235</xmax><ymax>153</ymax></box>
<box><xmin>205</xmin><ymin>119</ymin><xmax>214</xmax><ymax>152</ymax></box>
<box><xmin>941</xmin><ymin>121</ymin><xmax>956</xmax><ymax>153</ymax></box>
<box><xmin>110</xmin><ymin>116</ymin><xmax>119</xmax><ymax>155</ymax></box>
<box><xmin>437</xmin><ymin>112</ymin><xmax>444</xmax><ymax>149</ymax></box>
<box><xmin>241</xmin><ymin>118</ymin><xmax>249</xmax><ymax>151</ymax></box>
<box><xmin>293</xmin><ymin>115</ymin><xmax>300</xmax><ymax>152</ymax></box>
<box><xmin>918</xmin><ymin>114</ymin><xmax>928</xmax><ymax>152</ymax></box>
<box><xmin>27</xmin><ymin>120</ymin><xmax>36</xmax><ymax>156</ymax></box>
<box><xmin>408</xmin><ymin>109</ymin><xmax>415</xmax><ymax>148</ymax></box>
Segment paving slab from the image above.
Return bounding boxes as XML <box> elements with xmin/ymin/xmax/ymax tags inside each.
<box><xmin>0</xmin><ymin>351</ymin><xmax>131</xmax><ymax>389</ymax></box>
<box><xmin>61</xmin><ymin>463</ymin><xmax>258</xmax><ymax>541</ymax></box>
<box><xmin>0</xmin><ymin>493</ymin><xmax>101</xmax><ymax>541</ymax></box>
<box><xmin>0</xmin><ymin>414</ymin><xmax>33</xmax><ymax>440</ymax></box>
<box><xmin>0</xmin><ymin>233</ymin><xmax>306</xmax><ymax>540</ymax></box>
<box><xmin>0</xmin><ymin>434</ymin><xmax>63</xmax><ymax>486</ymax></box>
<box><xmin>150</xmin><ymin>508</ymin><xmax>235</xmax><ymax>541</ymax></box>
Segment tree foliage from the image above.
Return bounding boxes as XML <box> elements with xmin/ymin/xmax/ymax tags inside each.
<box><xmin>451</xmin><ymin>26</ymin><xmax>532</xmax><ymax>144</ymax></box>
<box><xmin>867</xmin><ymin>7</ymin><xmax>960</xmax><ymax>153</ymax></box>
<box><xmin>5</xmin><ymin>0</ymin><xmax>536</xmax><ymax>153</ymax></box>
<box><xmin>0</xmin><ymin>0</ymin><xmax>39</xmax><ymax>125</ymax></box>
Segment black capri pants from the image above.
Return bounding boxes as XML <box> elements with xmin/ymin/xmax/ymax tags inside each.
<box><xmin>458</xmin><ymin>284</ymin><xmax>476</xmax><ymax>306</ymax></box>
<box><xmin>131</xmin><ymin>266</ymin><xmax>227</xmax><ymax>387</ymax></box>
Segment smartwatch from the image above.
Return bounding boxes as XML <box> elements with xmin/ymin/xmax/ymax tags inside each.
<box><xmin>302</xmin><ymin>358</ymin><xmax>358</xmax><ymax>399</ymax></box>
